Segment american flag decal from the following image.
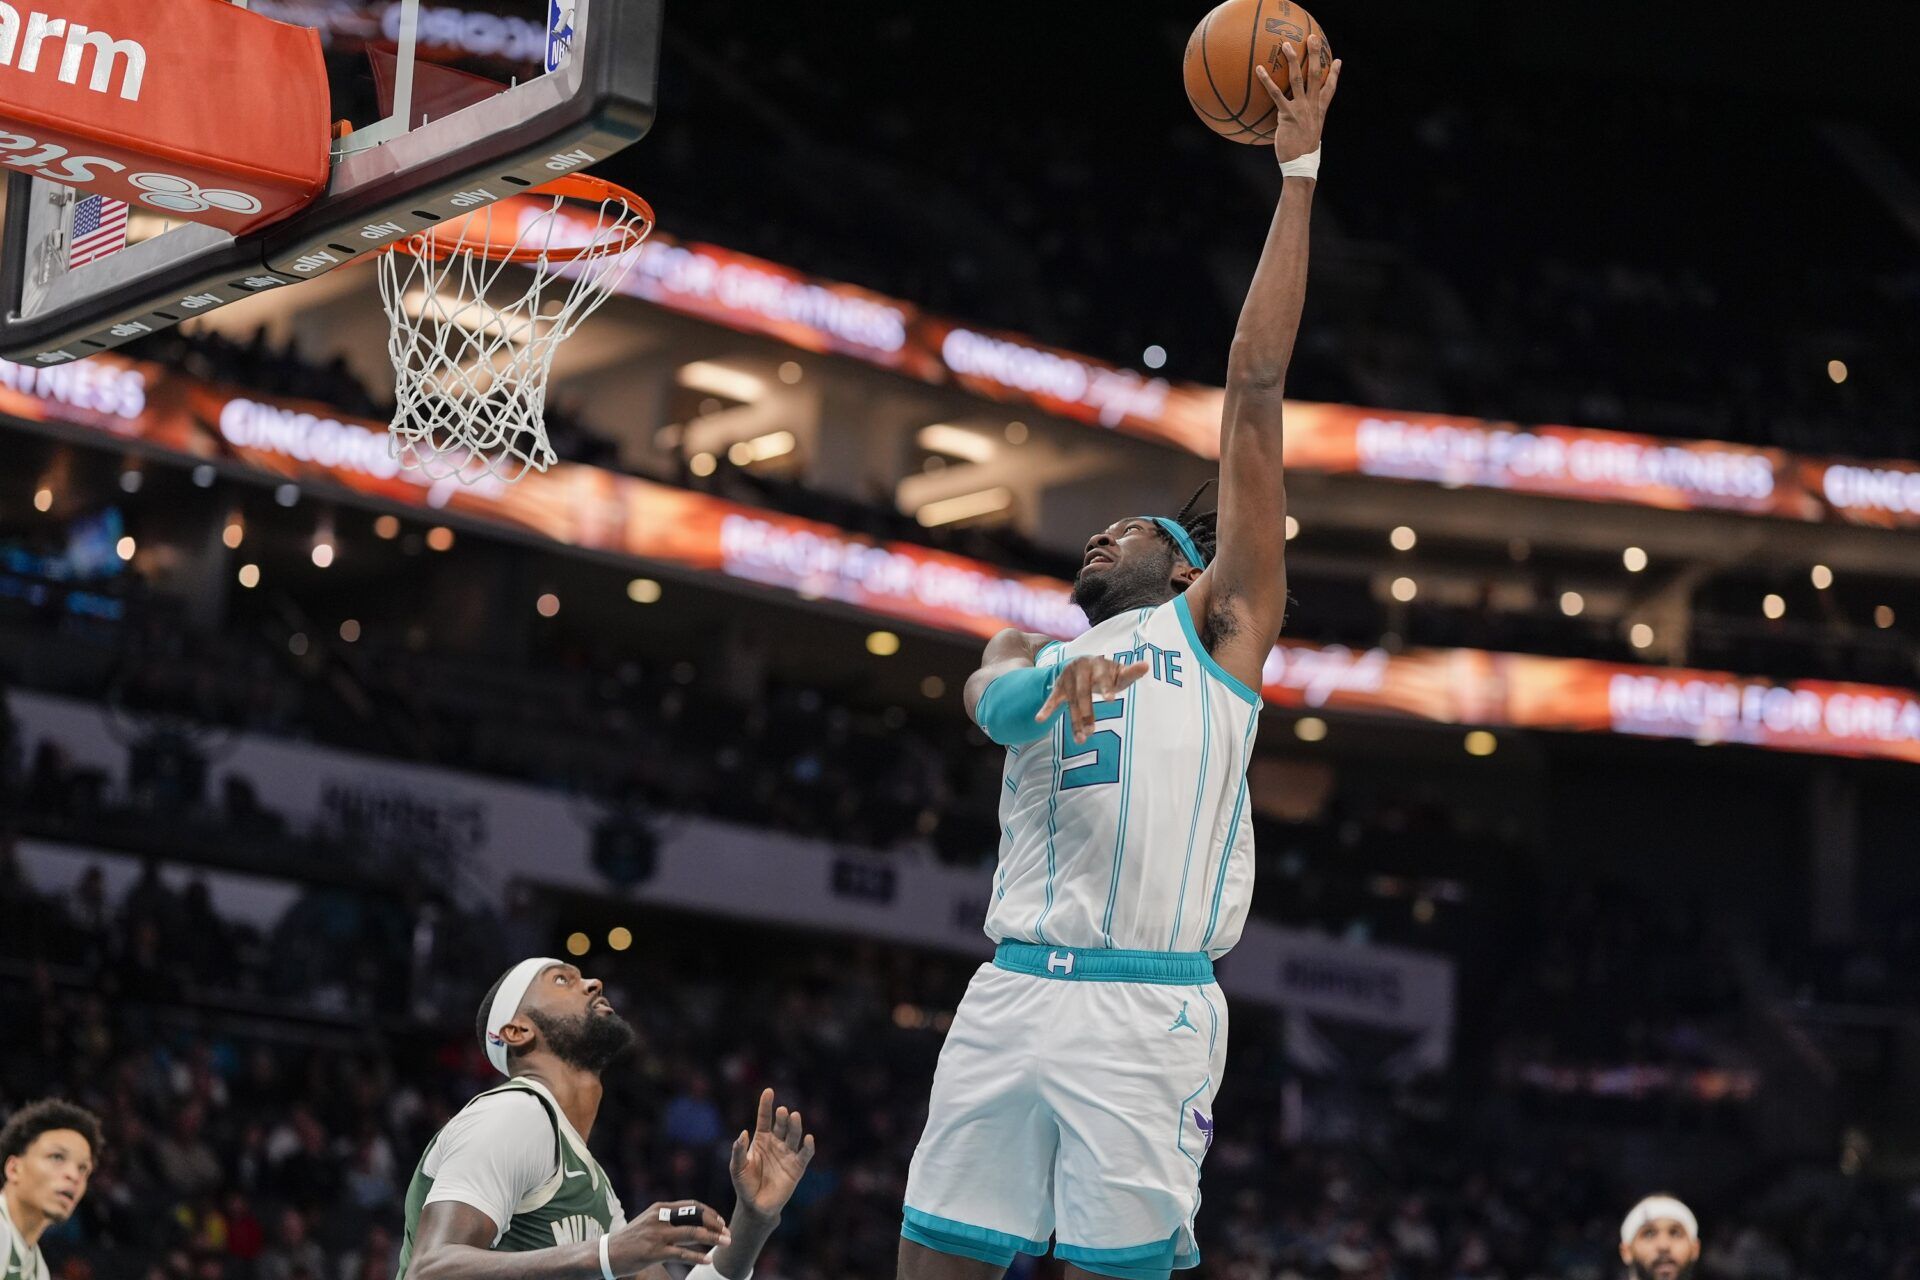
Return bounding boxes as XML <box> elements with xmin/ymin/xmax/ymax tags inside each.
<box><xmin>69</xmin><ymin>194</ymin><xmax>129</xmax><ymax>268</ymax></box>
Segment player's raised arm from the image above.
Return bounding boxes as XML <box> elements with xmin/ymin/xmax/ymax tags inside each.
<box><xmin>1188</xmin><ymin>38</ymin><xmax>1341</xmax><ymax>680</ymax></box>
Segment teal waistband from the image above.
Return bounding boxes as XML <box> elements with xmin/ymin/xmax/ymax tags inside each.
<box><xmin>993</xmin><ymin>941</ymin><xmax>1214</xmax><ymax>984</ymax></box>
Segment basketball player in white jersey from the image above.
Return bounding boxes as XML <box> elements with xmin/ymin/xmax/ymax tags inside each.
<box><xmin>899</xmin><ymin>40</ymin><xmax>1341</xmax><ymax>1280</ymax></box>
<box><xmin>1</xmin><ymin>1099</ymin><xmax>101</xmax><ymax>1280</ymax></box>
<box><xmin>399</xmin><ymin>957</ymin><xmax>815</xmax><ymax>1280</ymax></box>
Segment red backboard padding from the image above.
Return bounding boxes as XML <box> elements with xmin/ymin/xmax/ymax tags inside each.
<box><xmin>0</xmin><ymin>0</ymin><xmax>330</xmax><ymax>235</ymax></box>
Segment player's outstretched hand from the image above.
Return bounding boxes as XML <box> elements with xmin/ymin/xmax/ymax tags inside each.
<box><xmin>607</xmin><ymin>1201</ymin><xmax>730</xmax><ymax>1273</ymax></box>
<box><xmin>1037</xmin><ymin>656</ymin><xmax>1151</xmax><ymax>744</ymax></box>
<box><xmin>729</xmin><ymin>1087</ymin><xmax>817</xmax><ymax>1221</ymax></box>
<box><xmin>1254</xmin><ymin>35</ymin><xmax>1341</xmax><ymax>169</ymax></box>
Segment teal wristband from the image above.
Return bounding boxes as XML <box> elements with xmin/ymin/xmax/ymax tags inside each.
<box><xmin>975</xmin><ymin>665</ymin><xmax>1061</xmax><ymax>746</ymax></box>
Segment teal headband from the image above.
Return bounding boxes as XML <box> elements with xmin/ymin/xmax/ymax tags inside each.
<box><xmin>1148</xmin><ymin>516</ymin><xmax>1209</xmax><ymax>569</ymax></box>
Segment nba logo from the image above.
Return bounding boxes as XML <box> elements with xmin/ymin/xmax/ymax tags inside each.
<box><xmin>546</xmin><ymin>2</ymin><xmax>576</xmax><ymax>73</ymax></box>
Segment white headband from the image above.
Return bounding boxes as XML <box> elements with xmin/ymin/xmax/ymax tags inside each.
<box><xmin>1621</xmin><ymin>1196</ymin><xmax>1698</xmax><ymax>1245</ymax></box>
<box><xmin>484</xmin><ymin>957</ymin><xmax>562</xmax><ymax>1076</ymax></box>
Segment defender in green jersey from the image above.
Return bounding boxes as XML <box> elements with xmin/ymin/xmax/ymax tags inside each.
<box><xmin>2</xmin><ymin>1099</ymin><xmax>101</xmax><ymax>1280</ymax></box>
<box><xmin>399</xmin><ymin>957</ymin><xmax>814</xmax><ymax>1280</ymax></box>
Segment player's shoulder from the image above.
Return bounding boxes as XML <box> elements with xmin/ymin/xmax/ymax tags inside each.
<box><xmin>448</xmin><ymin>1083</ymin><xmax>557</xmax><ymax>1141</ymax></box>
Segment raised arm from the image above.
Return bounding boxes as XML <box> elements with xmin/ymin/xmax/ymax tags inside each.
<box><xmin>1185</xmin><ymin>38</ymin><xmax>1341</xmax><ymax>688</ymax></box>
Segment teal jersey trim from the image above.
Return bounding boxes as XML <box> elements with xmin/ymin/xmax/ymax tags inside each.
<box><xmin>1100</xmin><ymin>615</ymin><xmax>1147</xmax><ymax>945</ymax></box>
<box><xmin>901</xmin><ymin>1207</ymin><xmax>1048</xmax><ymax>1267</ymax></box>
<box><xmin>1166</xmin><ymin>682</ymin><xmax>1213</xmax><ymax>947</ymax></box>
<box><xmin>1197</xmin><ymin>983</ymin><xmax>1222</xmax><ymax>1057</ymax></box>
<box><xmin>1057</xmin><ymin>1229</ymin><xmax>1196</xmax><ymax>1279</ymax></box>
<box><xmin>1034</xmin><ymin>679</ymin><xmax>1065</xmax><ymax>945</ymax></box>
<box><xmin>1172</xmin><ymin>594</ymin><xmax>1260</xmax><ymax>707</ymax></box>
<box><xmin>994</xmin><ymin>941</ymin><xmax>1214</xmax><ymax>984</ymax></box>
<box><xmin>1035</xmin><ymin>641</ymin><xmax>1064</xmax><ymax>663</ymax></box>
<box><xmin>1200</xmin><ymin>712</ymin><xmax>1260</xmax><ymax>949</ymax></box>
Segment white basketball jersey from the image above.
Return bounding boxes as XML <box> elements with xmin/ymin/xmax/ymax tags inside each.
<box><xmin>983</xmin><ymin>594</ymin><xmax>1262</xmax><ymax>957</ymax></box>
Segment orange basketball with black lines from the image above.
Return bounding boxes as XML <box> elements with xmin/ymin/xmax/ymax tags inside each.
<box><xmin>1183</xmin><ymin>0</ymin><xmax>1333</xmax><ymax>144</ymax></box>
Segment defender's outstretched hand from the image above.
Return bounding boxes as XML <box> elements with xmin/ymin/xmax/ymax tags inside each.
<box><xmin>1254</xmin><ymin>36</ymin><xmax>1341</xmax><ymax>168</ymax></box>
<box><xmin>729</xmin><ymin>1088</ymin><xmax>817</xmax><ymax>1220</ymax></box>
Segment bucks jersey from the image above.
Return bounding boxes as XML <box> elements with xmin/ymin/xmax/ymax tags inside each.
<box><xmin>983</xmin><ymin>594</ymin><xmax>1262</xmax><ymax>957</ymax></box>
<box><xmin>395</xmin><ymin>1077</ymin><xmax>624</xmax><ymax>1279</ymax></box>
<box><xmin>1</xmin><ymin>1196</ymin><xmax>48</xmax><ymax>1280</ymax></box>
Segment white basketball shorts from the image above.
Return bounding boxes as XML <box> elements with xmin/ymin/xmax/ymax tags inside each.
<box><xmin>902</xmin><ymin>942</ymin><xmax>1228</xmax><ymax>1280</ymax></box>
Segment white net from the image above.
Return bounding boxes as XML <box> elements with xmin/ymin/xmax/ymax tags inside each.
<box><xmin>376</xmin><ymin>183</ymin><xmax>651</xmax><ymax>483</ymax></box>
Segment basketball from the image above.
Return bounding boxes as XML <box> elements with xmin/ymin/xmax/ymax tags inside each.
<box><xmin>1183</xmin><ymin>0</ymin><xmax>1334</xmax><ymax>144</ymax></box>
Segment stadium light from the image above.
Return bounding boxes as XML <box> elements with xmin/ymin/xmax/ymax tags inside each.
<box><xmin>536</xmin><ymin>593</ymin><xmax>561</xmax><ymax>618</ymax></box>
<box><xmin>689</xmin><ymin>452</ymin><xmax>718</xmax><ymax>477</ymax></box>
<box><xmin>1828</xmin><ymin>359</ymin><xmax>1848</xmax><ymax>384</ymax></box>
<box><xmin>339</xmin><ymin>620</ymin><xmax>361</xmax><ymax>643</ymax></box>
<box><xmin>192</xmin><ymin>465</ymin><xmax>217</xmax><ymax>488</ymax></box>
<box><xmin>921</xmin><ymin>676</ymin><xmax>946</xmax><ymax>699</ymax></box>
<box><xmin>1623</xmin><ymin>546</ymin><xmax>1648</xmax><ymax>572</ymax></box>
<box><xmin>566</xmin><ymin>932</ymin><xmax>590</xmax><ymax>957</ymax></box>
<box><xmin>374</xmin><ymin>515</ymin><xmax>401</xmax><ymax>540</ymax></box>
<box><xmin>1630</xmin><ymin>623</ymin><xmax>1655</xmax><ymax>649</ymax></box>
<box><xmin>32</xmin><ymin>487</ymin><xmax>52</xmax><ymax>512</ymax></box>
<box><xmin>119</xmin><ymin>469</ymin><xmax>142</xmax><ymax>494</ymax></box>
<box><xmin>427</xmin><ymin>526</ymin><xmax>455</xmax><ymax>551</ymax></box>
<box><xmin>676</xmin><ymin>360</ymin><xmax>766</xmax><ymax>403</ymax></box>
<box><xmin>627</xmin><ymin>578</ymin><xmax>662</xmax><ymax>604</ymax></box>
<box><xmin>223</xmin><ymin>519</ymin><xmax>245</xmax><ymax>549</ymax></box>
<box><xmin>1763</xmin><ymin>593</ymin><xmax>1786</xmax><ymax>620</ymax></box>
<box><xmin>115</xmin><ymin>536</ymin><xmax>136</xmax><ymax>561</ymax></box>
<box><xmin>1390</xmin><ymin>576</ymin><xmax>1417</xmax><ymax>602</ymax></box>
<box><xmin>311</xmin><ymin>542</ymin><xmax>335</xmax><ymax>568</ymax></box>
<box><xmin>1142</xmin><ymin>344</ymin><xmax>1167</xmax><ymax>369</ymax></box>
<box><xmin>1390</xmin><ymin>525</ymin><xmax>1416</xmax><ymax>551</ymax></box>
<box><xmin>1560</xmin><ymin>591</ymin><xmax>1585</xmax><ymax>617</ymax></box>
<box><xmin>1285</xmin><ymin>515</ymin><xmax>1299</xmax><ymax>541</ymax></box>
<box><xmin>608</xmin><ymin>927</ymin><xmax>633</xmax><ymax>951</ymax></box>
<box><xmin>866</xmin><ymin>631</ymin><xmax>901</xmax><ymax>657</ymax></box>
<box><xmin>1294</xmin><ymin>717</ymin><xmax>1328</xmax><ymax>743</ymax></box>
<box><xmin>729</xmin><ymin>431</ymin><xmax>796</xmax><ymax>465</ymax></box>
<box><xmin>777</xmin><ymin>361</ymin><xmax>804</xmax><ymax>385</ymax></box>
<box><xmin>1464</xmin><ymin>730</ymin><xmax>1497</xmax><ymax>757</ymax></box>
<box><xmin>275</xmin><ymin>484</ymin><xmax>300</xmax><ymax>508</ymax></box>
<box><xmin>1004</xmin><ymin>421</ymin><xmax>1029</xmax><ymax>444</ymax></box>
<box><xmin>1875</xmin><ymin>605</ymin><xmax>1895</xmax><ymax>629</ymax></box>
<box><xmin>916</xmin><ymin>487</ymin><xmax>1012</xmax><ymax>527</ymax></box>
<box><xmin>1811</xmin><ymin>564</ymin><xmax>1833</xmax><ymax>590</ymax></box>
<box><xmin>917</xmin><ymin>424</ymin><xmax>998</xmax><ymax>463</ymax></box>
<box><xmin>238</xmin><ymin>563</ymin><xmax>260</xmax><ymax>588</ymax></box>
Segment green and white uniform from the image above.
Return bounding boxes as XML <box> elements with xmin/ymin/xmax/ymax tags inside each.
<box><xmin>396</xmin><ymin>1077</ymin><xmax>625</xmax><ymax>1278</ymax></box>
<box><xmin>1</xmin><ymin>1193</ymin><xmax>50</xmax><ymax>1280</ymax></box>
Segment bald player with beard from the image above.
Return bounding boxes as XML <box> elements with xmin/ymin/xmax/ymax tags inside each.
<box><xmin>398</xmin><ymin>958</ymin><xmax>815</xmax><ymax>1280</ymax></box>
<box><xmin>1619</xmin><ymin>1195</ymin><xmax>1700</xmax><ymax>1280</ymax></box>
<box><xmin>2</xmin><ymin>1099</ymin><xmax>102</xmax><ymax>1280</ymax></box>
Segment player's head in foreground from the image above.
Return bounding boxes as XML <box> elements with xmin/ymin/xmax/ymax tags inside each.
<box><xmin>477</xmin><ymin>957</ymin><xmax>637</xmax><ymax>1080</ymax></box>
<box><xmin>1619</xmin><ymin>1194</ymin><xmax>1700</xmax><ymax>1280</ymax></box>
<box><xmin>2</xmin><ymin>1098</ymin><xmax>101</xmax><ymax>1234</ymax></box>
<box><xmin>1069</xmin><ymin>482</ymin><xmax>1219</xmax><ymax>626</ymax></box>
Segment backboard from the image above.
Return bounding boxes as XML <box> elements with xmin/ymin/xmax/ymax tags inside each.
<box><xmin>0</xmin><ymin>0</ymin><xmax>661</xmax><ymax>367</ymax></box>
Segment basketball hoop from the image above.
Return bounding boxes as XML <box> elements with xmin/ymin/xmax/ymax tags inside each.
<box><xmin>376</xmin><ymin>174</ymin><xmax>655</xmax><ymax>483</ymax></box>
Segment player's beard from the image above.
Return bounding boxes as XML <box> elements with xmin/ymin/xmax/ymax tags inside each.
<box><xmin>527</xmin><ymin>1006</ymin><xmax>637</xmax><ymax>1073</ymax></box>
<box><xmin>1629</xmin><ymin>1260</ymin><xmax>1697</xmax><ymax>1280</ymax></box>
<box><xmin>1071</xmin><ymin>545</ymin><xmax>1177</xmax><ymax>625</ymax></box>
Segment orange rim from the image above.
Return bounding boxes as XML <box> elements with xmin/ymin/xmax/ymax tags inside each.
<box><xmin>387</xmin><ymin>174</ymin><xmax>654</xmax><ymax>264</ymax></box>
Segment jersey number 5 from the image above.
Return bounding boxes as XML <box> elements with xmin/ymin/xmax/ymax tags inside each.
<box><xmin>1060</xmin><ymin>697</ymin><xmax>1126</xmax><ymax>790</ymax></box>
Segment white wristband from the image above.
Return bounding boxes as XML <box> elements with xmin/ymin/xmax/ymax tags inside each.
<box><xmin>1280</xmin><ymin>144</ymin><xmax>1321</xmax><ymax>180</ymax></box>
<box><xmin>686</xmin><ymin>1266</ymin><xmax>750</xmax><ymax>1280</ymax></box>
<box><xmin>598</xmin><ymin>1233</ymin><xmax>615</xmax><ymax>1280</ymax></box>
